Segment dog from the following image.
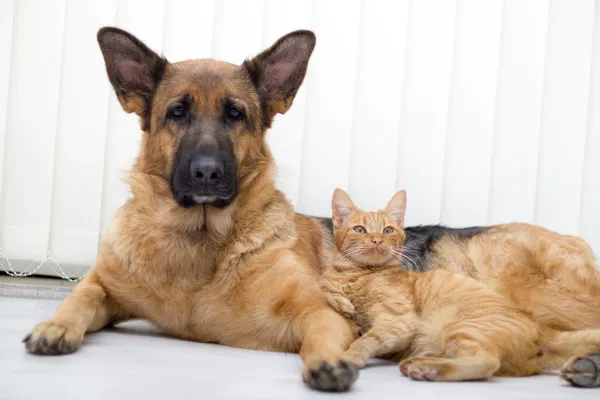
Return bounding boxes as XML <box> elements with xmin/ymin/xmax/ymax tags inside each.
<box><xmin>23</xmin><ymin>27</ymin><xmax>359</xmax><ymax>392</ymax></box>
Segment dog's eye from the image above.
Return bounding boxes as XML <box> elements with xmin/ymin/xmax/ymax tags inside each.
<box><xmin>383</xmin><ymin>227</ymin><xmax>395</xmax><ymax>235</ymax></box>
<box><xmin>226</xmin><ymin>105</ymin><xmax>243</xmax><ymax>121</ymax></box>
<box><xmin>353</xmin><ymin>226</ymin><xmax>366</xmax><ymax>234</ymax></box>
<box><xmin>168</xmin><ymin>105</ymin><xmax>186</xmax><ymax>120</ymax></box>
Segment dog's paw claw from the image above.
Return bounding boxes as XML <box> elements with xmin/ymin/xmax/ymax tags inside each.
<box><xmin>303</xmin><ymin>360</ymin><xmax>359</xmax><ymax>392</ymax></box>
<box><xmin>23</xmin><ymin>321</ymin><xmax>83</xmax><ymax>355</ymax></box>
<box><xmin>561</xmin><ymin>353</ymin><xmax>600</xmax><ymax>388</ymax></box>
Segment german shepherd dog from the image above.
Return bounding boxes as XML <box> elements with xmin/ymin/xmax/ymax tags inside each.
<box><xmin>22</xmin><ymin>27</ymin><xmax>359</xmax><ymax>392</ymax></box>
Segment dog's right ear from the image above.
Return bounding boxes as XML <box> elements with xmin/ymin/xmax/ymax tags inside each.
<box><xmin>97</xmin><ymin>27</ymin><xmax>167</xmax><ymax>121</ymax></box>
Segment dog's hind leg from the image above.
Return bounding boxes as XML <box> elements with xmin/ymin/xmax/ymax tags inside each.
<box><xmin>23</xmin><ymin>267</ymin><xmax>127</xmax><ymax>355</ymax></box>
<box><xmin>299</xmin><ymin>306</ymin><xmax>360</xmax><ymax>392</ymax></box>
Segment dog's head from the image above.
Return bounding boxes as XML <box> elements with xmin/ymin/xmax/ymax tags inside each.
<box><xmin>97</xmin><ymin>27</ymin><xmax>315</xmax><ymax>208</ymax></box>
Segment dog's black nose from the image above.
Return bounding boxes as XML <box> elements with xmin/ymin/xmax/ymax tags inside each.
<box><xmin>190</xmin><ymin>155</ymin><xmax>224</xmax><ymax>185</ymax></box>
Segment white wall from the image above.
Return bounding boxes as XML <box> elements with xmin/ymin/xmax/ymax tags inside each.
<box><xmin>0</xmin><ymin>0</ymin><xmax>599</xmax><ymax>276</ymax></box>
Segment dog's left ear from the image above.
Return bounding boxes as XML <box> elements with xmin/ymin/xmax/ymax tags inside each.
<box><xmin>244</xmin><ymin>30</ymin><xmax>316</xmax><ymax>119</ymax></box>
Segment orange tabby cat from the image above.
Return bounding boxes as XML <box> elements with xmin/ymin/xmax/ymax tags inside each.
<box><xmin>321</xmin><ymin>189</ymin><xmax>600</xmax><ymax>387</ymax></box>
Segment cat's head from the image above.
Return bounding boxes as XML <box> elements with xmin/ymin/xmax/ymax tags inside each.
<box><xmin>331</xmin><ymin>189</ymin><xmax>407</xmax><ymax>266</ymax></box>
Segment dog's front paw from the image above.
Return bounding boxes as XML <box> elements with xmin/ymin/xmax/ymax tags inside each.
<box><xmin>23</xmin><ymin>321</ymin><xmax>84</xmax><ymax>355</ymax></box>
<box><xmin>303</xmin><ymin>359</ymin><xmax>359</xmax><ymax>392</ymax></box>
<box><xmin>561</xmin><ymin>353</ymin><xmax>600</xmax><ymax>388</ymax></box>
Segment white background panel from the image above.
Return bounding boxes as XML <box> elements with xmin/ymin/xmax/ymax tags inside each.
<box><xmin>101</xmin><ymin>0</ymin><xmax>166</xmax><ymax>233</ymax></box>
<box><xmin>49</xmin><ymin>0</ymin><xmax>117</xmax><ymax>265</ymax></box>
<box><xmin>262</xmin><ymin>0</ymin><xmax>312</xmax><ymax>208</ymax></box>
<box><xmin>162</xmin><ymin>0</ymin><xmax>215</xmax><ymax>61</ymax></box>
<box><xmin>488</xmin><ymin>0</ymin><xmax>549</xmax><ymax>225</ymax></box>
<box><xmin>0</xmin><ymin>0</ymin><xmax>15</xmax><ymax>220</ymax></box>
<box><xmin>580</xmin><ymin>0</ymin><xmax>600</xmax><ymax>253</ymax></box>
<box><xmin>0</xmin><ymin>0</ymin><xmax>66</xmax><ymax>260</ymax></box>
<box><xmin>346</xmin><ymin>0</ymin><xmax>410</xmax><ymax>212</ymax></box>
<box><xmin>297</xmin><ymin>0</ymin><xmax>362</xmax><ymax>216</ymax></box>
<box><xmin>396</xmin><ymin>0</ymin><xmax>456</xmax><ymax>226</ymax></box>
<box><xmin>441</xmin><ymin>0</ymin><xmax>503</xmax><ymax>227</ymax></box>
<box><xmin>534</xmin><ymin>0</ymin><xmax>595</xmax><ymax>235</ymax></box>
<box><xmin>211</xmin><ymin>0</ymin><xmax>264</xmax><ymax>63</ymax></box>
<box><xmin>1</xmin><ymin>0</ymin><xmax>600</xmax><ymax>275</ymax></box>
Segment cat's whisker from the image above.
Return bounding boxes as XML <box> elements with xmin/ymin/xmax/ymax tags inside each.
<box><xmin>333</xmin><ymin>247</ymin><xmax>371</xmax><ymax>264</ymax></box>
<box><xmin>388</xmin><ymin>249</ymin><xmax>419</xmax><ymax>271</ymax></box>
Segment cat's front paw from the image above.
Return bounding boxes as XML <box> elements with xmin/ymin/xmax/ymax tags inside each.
<box><xmin>342</xmin><ymin>350</ymin><xmax>369</xmax><ymax>369</ymax></box>
<box><xmin>325</xmin><ymin>294</ymin><xmax>355</xmax><ymax>319</ymax></box>
<box><xmin>399</xmin><ymin>357</ymin><xmax>440</xmax><ymax>381</ymax></box>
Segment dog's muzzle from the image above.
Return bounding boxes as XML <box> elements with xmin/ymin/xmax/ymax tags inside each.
<box><xmin>171</xmin><ymin>152</ymin><xmax>237</xmax><ymax>208</ymax></box>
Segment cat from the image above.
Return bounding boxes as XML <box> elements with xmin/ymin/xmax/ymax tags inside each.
<box><xmin>321</xmin><ymin>188</ymin><xmax>600</xmax><ymax>387</ymax></box>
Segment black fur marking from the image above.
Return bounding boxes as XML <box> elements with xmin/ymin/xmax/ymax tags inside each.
<box><xmin>402</xmin><ymin>225</ymin><xmax>487</xmax><ymax>272</ymax></box>
<box><xmin>308</xmin><ymin>216</ymin><xmax>487</xmax><ymax>273</ymax></box>
<box><xmin>169</xmin><ymin>115</ymin><xmax>238</xmax><ymax>208</ymax></box>
<box><xmin>311</xmin><ymin>216</ymin><xmax>334</xmax><ymax>234</ymax></box>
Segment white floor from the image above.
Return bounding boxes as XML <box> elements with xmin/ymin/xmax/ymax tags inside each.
<box><xmin>1</xmin><ymin>296</ymin><xmax>598</xmax><ymax>400</ymax></box>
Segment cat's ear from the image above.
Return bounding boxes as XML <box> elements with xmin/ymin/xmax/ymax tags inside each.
<box><xmin>97</xmin><ymin>27</ymin><xmax>168</xmax><ymax>120</ymax></box>
<box><xmin>332</xmin><ymin>188</ymin><xmax>357</xmax><ymax>229</ymax></box>
<box><xmin>243</xmin><ymin>30</ymin><xmax>316</xmax><ymax>120</ymax></box>
<box><xmin>385</xmin><ymin>190</ymin><xmax>407</xmax><ymax>228</ymax></box>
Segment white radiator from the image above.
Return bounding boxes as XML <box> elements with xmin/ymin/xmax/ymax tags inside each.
<box><xmin>0</xmin><ymin>0</ymin><xmax>599</xmax><ymax>278</ymax></box>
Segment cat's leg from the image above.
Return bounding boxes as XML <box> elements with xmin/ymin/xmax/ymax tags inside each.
<box><xmin>399</xmin><ymin>329</ymin><xmax>501</xmax><ymax>382</ymax></box>
<box><xmin>342</xmin><ymin>314</ymin><xmax>417</xmax><ymax>368</ymax></box>
<box><xmin>399</xmin><ymin>353</ymin><xmax>500</xmax><ymax>382</ymax></box>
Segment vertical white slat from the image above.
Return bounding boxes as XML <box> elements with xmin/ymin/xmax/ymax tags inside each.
<box><xmin>262</xmin><ymin>0</ymin><xmax>312</xmax><ymax>207</ymax></box>
<box><xmin>211</xmin><ymin>0</ymin><xmax>265</xmax><ymax>63</ymax></box>
<box><xmin>162</xmin><ymin>0</ymin><xmax>215</xmax><ymax>61</ymax></box>
<box><xmin>580</xmin><ymin>1</ymin><xmax>600</xmax><ymax>253</ymax></box>
<box><xmin>0</xmin><ymin>0</ymin><xmax>66</xmax><ymax>261</ymax></box>
<box><xmin>297</xmin><ymin>0</ymin><xmax>362</xmax><ymax>217</ymax></box>
<box><xmin>0</xmin><ymin>0</ymin><xmax>15</xmax><ymax>210</ymax></box>
<box><xmin>346</xmin><ymin>0</ymin><xmax>410</xmax><ymax>212</ymax></box>
<box><xmin>395</xmin><ymin>0</ymin><xmax>457</xmax><ymax>226</ymax></box>
<box><xmin>49</xmin><ymin>0</ymin><xmax>117</xmax><ymax>265</ymax></box>
<box><xmin>534</xmin><ymin>0</ymin><xmax>595</xmax><ymax>235</ymax></box>
<box><xmin>100</xmin><ymin>0</ymin><xmax>166</xmax><ymax>233</ymax></box>
<box><xmin>488</xmin><ymin>0</ymin><xmax>549</xmax><ymax>225</ymax></box>
<box><xmin>440</xmin><ymin>0</ymin><xmax>503</xmax><ymax>227</ymax></box>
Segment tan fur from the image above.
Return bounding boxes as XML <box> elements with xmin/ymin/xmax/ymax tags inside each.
<box><xmin>430</xmin><ymin>223</ymin><xmax>600</xmax><ymax>331</ymax></box>
<box><xmin>323</xmin><ymin>189</ymin><xmax>600</xmax><ymax>384</ymax></box>
<box><xmin>24</xmin><ymin>29</ymin><xmax>358</xmax><ymax>392</ymax></box>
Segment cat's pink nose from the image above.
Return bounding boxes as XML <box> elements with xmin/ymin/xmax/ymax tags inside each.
<box><xmin>371</xmin><ymin>238</ymin><xmax>382</xmax><ymax>246</ymax></box>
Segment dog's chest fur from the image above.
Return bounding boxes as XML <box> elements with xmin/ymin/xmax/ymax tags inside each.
<box><xmin>95</xmin><ymin>185</ymin><xmax>323</xmax><ymax>351</ymax></box>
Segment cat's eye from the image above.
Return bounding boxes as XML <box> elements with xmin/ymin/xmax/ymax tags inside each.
<box><xmin>383</xmin><ymin>227</ymin><xmax>395</xmax><ymax>235</ymax></box>
<box><xmin>353</xmin><ymin>226</ymin><xmax>366</xmax><ymax>234</ymax></box>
